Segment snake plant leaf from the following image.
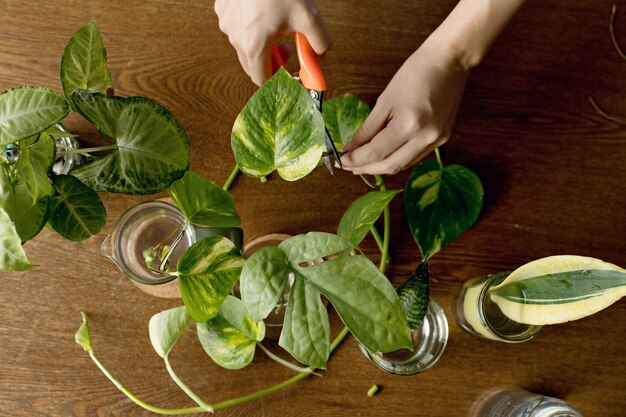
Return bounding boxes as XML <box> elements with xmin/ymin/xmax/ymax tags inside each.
<box><xmin>278</xmin><ymin>232</ymin><xmax>355</xmax><ymax>264</ymax></box>
<box><xmin>197</xmin><ymin>295</ymin><xmax>265</xmax><ymax>370</ymax></box>
<box><xmin>149</xmin><ymin>306</ymin><xmax>191</xmax><ymax>358</ymax></box>
<box><xmin>61</xmin><ymin>23</ymin><xmax>113</xmax><ymax>111</ymax></box>
<box><xmin>0</xmin><ymin>166</ymin><xmax>48</xmax><ymax>242</ymax></box>
<box><xmin>168</xmin><ymin>171</ymin><xmax>240</xmax><ymax>227</ymax></box>
<box><xmin>240</xmin><ymin>246</ymin><xmax>291</xmax><ymax>322</ymax></box>
<box><xmin>279</xmin><ymin>271</ymin><xmax>330</xmax><ymax>369</ymax></box>
<box><xmin>231</xmin><ymin>68</ymin><xmax>325</xmax><ymax>181</ymax></box>
<box><xmin>0</xmin><ymin>87</ymin><xmax>70</xmax><ymax>146</ymax></box>
<box><xmin>337</xmin><ymin>190</ymin><xmax>401</xmax><ymax>246</ymax></box>
<box><xmin>69</xmin><ymin>90</ymin><xmax>190</xmax><ymax>195</ymax></box>
<box><xmin>177</xmin><ymin>236</ymin><xmax>244</xmax><ymax>322</ymax></box>
<box><xmin>396</xmin><ymin>262</ymin><xmax>430</xmax><ymax>330</ymax></box>
<box><xmin>405</xmin><ymin>156</ymin><xmax>483</xmax><ymax>260</ymax></box>
<box><xmin>47</xmin><ymin>175</ymin><xmax>106</xmax><ymax>241</ymax></box>
<box><xmin>16</xmin><ymin>133</ymin><xmax>56</xmax><ymax>203</ymax></box>
<box><xmin>322</xmin><ymin>93</ymin><xmax>371</xmax><ymax>149</ymax></box>
<box><xmin>75</xmin><ymin>312</ymin><xmax>92</xmax><ymax>352</ymax></box>
<box><xmin>0</xmin><ymin>207</ymin><xmax>35</xmax><ymax>272</ymax></box>
<box><xmin>489</xmin><ymin>255</ymin><xmax>626</xmax><ymax>325</ymax></box>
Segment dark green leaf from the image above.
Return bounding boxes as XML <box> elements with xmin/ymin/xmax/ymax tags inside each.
<box><xmin>177</xmin><ymin>236</ymin><xmax>244</xmax><ymax>322</ymax></box>
<box><xmin>0</xmin><ymin>207</ymin><xmax>35</xmax><ymax>272</ymax></box>
<box><xmin>16</xmin><ymin>133</ymin><xmax>55</xmax><ymax>203</ymax></box>
<box><xmin>168</xmin><ymin>171</ymin><xmax>240</xmax><ymax>227</ymax></box>
<box><xmin>0</xmin><ymin>165</ymin><xmax>48</xmax><ymax>242</ymax></box>
<box><xmin>322</xmin><ymin>94</ymin><xmax>370</xmax><ymax>149</ymax></box>
<box><xmin>240</xmin><ymin>246</ymin><xmax>291</xmax><ymax>322</ymax></box>
<box><xmin>278</xmin><ymin>232</ymin><xmax>355</xmax><ymax>264</ymax></box>
<box><xmin>47</xmin><ymin>175</ymin><xmax>106</xmax><ymax>241</ymax></box>
<box><xmin>61</xmin><ymin>23</ymin><xmax>113</xmax><ymax>111</ymax></box>
<box><xmin>197</xmin><ymin>295</ymin><xmax>265</xmax><ymax>370</ymax></box>
<box><xmin>69</xmin><ymin>90</ymin><xmax>190</xmax><ymax>194</ymax></box>
<box><xmin>337</xmin><ymin>190</ymin><xmax>401</xmax><ymax>245</ymax></box>
<box><xmin>0</xmin><ymin>87</ymin><xmax>69</xmax><ymax>146</ymax></box>
<box><xmin>149</xmin><ymin>306</ymin><xmax>191</xmax><ymax>358</ymax></box>
<box><xmin>231</xmin><ymin>68</ymin><xmax>325</xmax><ymax>181</ymax></box>
<box><xmin>396</xmin><ymin>262</ymin><xmax>430</xmax><ymax>330</ymax></box>
<box><xmin>404</xmin><ymin>157</ymin><xmax>483</xmax><ymax>260</ymax></box>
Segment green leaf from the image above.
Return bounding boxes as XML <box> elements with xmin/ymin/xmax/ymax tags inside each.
<box><xmin>278</xmin><ymin>232</ymin><xmax>355</xmax><ymax>264</ymax></box>
<box><xmin>404</xmin><ymin>157</ymin><xmax>483</xmax><ymax>260</ymax></box>
<box><xmin>168</xmin><ymin>171</ymin><xmax>240</xmax><ymax>227</ymax></box>
<box><xmin>0</xmin><ymin>87</ymin><xmax>70</xmax><ymax>146</ymax></box>
<box><xmin>0</xmin><ymin>166</ymin><xmax>48</xmax><ymax>242</ymax></box>
<box><xmin>337</xmin><ymin>190</ymin><xmax>401</xmax><ymax>245</ymax></box>
<box><xmin>47</xmin><ymin>175</ymin><xmax>106</xmax><ymax>241</ymax></box>
<box><xmin>197</xmin><ymin>295</ymin><xmax>265</xmax><ymax>370</ymax></box>
<box><xmin>61</xmin><ymin>22</ymin><xmax>113</xmax><ymax>111</ymax></box>
<box><xmin>0</xmin><ymin>207</ymin><xmax>36</xmax><ymax>272</ymax></box>
<box><xmin>16</xmin><ymin>133</ymin><xmax>56</xmax><ymax>203</ymax></box>
<box><xmin>396</xmin><ymin>262</ymin><xmax>430</xmax><ymax>330</ymax></box>
<box><xmin>75</xmin><ymin>312</ymin><xmax>92</xmax><ymax>352</ymax></box>
<box><xmin>240</xmin><ymin>246</ymin><xmax>291</xmax><ymax>322</ymax></box>
<box><xmin>231</xmin><ymin>68</ymin><xmax>325</xmax><ymax>181</ymax></box>
<box><xmin>322</xmin><ymin>94</ymin><xmax>370</xmax><ymax>149</ymax></box>
<box><xmin>149</xmin><ymin>306</ymin><xmax>191</xmax><ymax>358</ymax></box>
<box><xmin>177</xmin><ymin>236</ymin><xmax>244</xmax><ymax>322</ymax></box>
<box><xmin>69</xmin><ymin>90</ymin><xmax>190</xmax><ymax>195</ymax></box>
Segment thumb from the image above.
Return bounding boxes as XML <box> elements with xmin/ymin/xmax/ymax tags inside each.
<box><xmin>293</xmin><ymin>9</ymin><xmax>332</xmax><ymax>56</ymax></box>
<box><xmin>342</xmin><ymin>103</ymin><xmax>389</xmax><ymax>152</ymax></box>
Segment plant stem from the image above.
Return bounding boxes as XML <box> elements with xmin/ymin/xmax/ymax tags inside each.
<box><xmin>329</xmin><ymin>326</ymin><xmax>350</xmax><ymax>353</ymax></box>
<box><xmin>259</xmin><ymin>176</ymin><xmax>268</xmax><ymax>183</ymax></box>
<box><xmin>434</xmin><ymin>148</ymin><xmax>443</xmax><ymax>167</ymax></box>
<box><xmin>222</xmin><ymin>165</ymin><xmax>240</xmax><ymax>191</ymax></box>
<box><xmin>369</xmin><ymin>225</ymin><xmax>390</xmax><ymax>264</ymax></box>
<box><xmin>159</xmin><ymin>224</ymin><xmax>187</xmax><ymax>271</ymax></box>
<box><xmin>164</xmin><ymin>354</ymin><xmax>214</xmax><ymax>412</ymax></box>
<box><xmin>257</xmin><ymin>343</ymin><xmax>316</xmax><ymax>375</ymax></box>
<box><xmin>375</xmin><ymin>175</ymin><xmax>391</xmax><ymax>275</ymax></box>
<box><xmin>58</xmin><ymin>144</ymin><xmax>117</xmax><ymax>154</ymax></box>
<box><xmin>87</xmin><ymin>350</ymin><xmax>205</xmax><ymax>415</ymax></box>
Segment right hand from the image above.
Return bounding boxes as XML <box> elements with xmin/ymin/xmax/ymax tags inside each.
<box><xmin>214</xmin><ymin>0</ymin><xmax>332</xmax><ymax>86</ymax></box>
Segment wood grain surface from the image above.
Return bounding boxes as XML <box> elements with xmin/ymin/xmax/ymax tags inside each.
<box><xmin>1</xmin><ymin>0</ymin><xmax>626</xmax><ymax>416</ymax></box>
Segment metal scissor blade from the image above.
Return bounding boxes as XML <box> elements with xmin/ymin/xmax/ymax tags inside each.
<box><xmin>325</xmin><ymin>129</ymin><xmax>342</xmax><ymax>170</ymax></box>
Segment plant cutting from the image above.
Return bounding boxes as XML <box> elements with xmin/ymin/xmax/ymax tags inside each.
<box><xmin>0</xmin><ymin>22</ymin><xmax>190</xmax><ymax>273</ymax></box>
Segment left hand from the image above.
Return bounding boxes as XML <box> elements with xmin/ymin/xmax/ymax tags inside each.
<box><xmin>340</xmin><ymin>42</ymin><xmax>470</xmax><ymax>175</ymax></box>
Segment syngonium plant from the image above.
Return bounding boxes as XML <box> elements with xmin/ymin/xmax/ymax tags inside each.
<box><xmin>0</xmin><ymin>22</ymin><xmax>190</xmax><ymax>272</ymax></box>
<box><xmin>76</xmin><ymin>73</ymin><xmax>485</xmax><ymax>413</ymax></box>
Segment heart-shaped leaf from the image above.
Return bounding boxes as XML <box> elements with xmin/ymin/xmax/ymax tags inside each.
<box><xmin>489</xmin><ymin>255</ymin><xmax>626</xmax><ymax>325</ymax></box>
<box><xmin>0</xmin><ymin>166</ymin><xmax>48</xmax><ymax>242</ymax></box>
<box><xmin>278</xmin><ymin>231</ymin><xmax>355</xmax><ymax>264</ymax></box>
<box><xmin>16</xmin><ymin>133</ymin><xmax>56</xmax><ymax>203</ymax></box>
<box><xmin>168</xmin><ymin>171</ymin><xmax>240</xmax><ymax>227</ymax></box>
<box><xmin>61</xmin><ymin>23</ymin><xmax>113</xmax><ymax>111</ymax></box>
<box><xmin>0</xmin><ymin>87</ymin><xmax>69</xmax><ymax>146</ymax></box>
<box><xmin>396</xmin><ymin>262</ymin><xmax>430</xmax><ymax>330</ymax></box>
<box><xmin>149</xmin><ymin>306</ymin><xmax>191</xmax><ymax>358</ymax></box>
<box><xmin>0</xmin><ymin>207</ymin><xmax>35</xmax><ymax>272</ymax></box>
<box><xmin>322</xmin><ymin>93</ymin><xmax>370</xmax><ymax>149</ymax></box>
<box><xmin>404</xmin><ymin>156</ymin><xmax>483</xmax><ymax>260</ymax></box>
<box><xmin>197</xmin><ymin>295</ymin><xmax>265</xmax><ymax>370</ymax></box>
<box><xmin>177</xmin><ymin>236</ymin><xmax>244</xmax><ymax>322</ymax></box>
<box><xmin>231</xmin><ymin>68</ymin><xmax>325</xmax><ymax>181</ymax></box>
<box><xmin>69</xmin><ymin>90</ymin><xmax>190</xmax><ymax>194</ymax></box>
<box><xmin>47</xmin><ymin>175</ymin><xmax>106</xmax><ymax>241</ymax></box>
<box><xmin>337</xmin><ymin>190</ymin><xmax>401</xmax><ymax>246</ymax></box>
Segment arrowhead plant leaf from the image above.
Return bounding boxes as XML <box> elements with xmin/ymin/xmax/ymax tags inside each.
<box><xmin>404</xmin><ymin>156</ymin><xmax>483</xmax><ymax>260</ymax></box>
<box><xmin>231</xmin><ymin>68</ymin><xmax>325</xmax><ymax>181</ymax></box>
<box><xmin>15</xmin><ymin>133</ymin><xmax>56</xmax><ymax>204</ymax></box>
<box><xmin>0</xmin><ymin>207</ymin><xmax>36</xmax><ymax>272</ymax></box>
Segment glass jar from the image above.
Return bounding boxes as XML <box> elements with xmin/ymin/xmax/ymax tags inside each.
<box><xmin>52</xmin><ymin>123</ymin><xmax>82</xmax><ymax>175</ymax></box>
<box><xmin>469</xmin><ymin>388</ymin><xmax>583</xmax><ymax>417</ymax></box>
<box><xmin>456</xmin><ymin>272</ymin><xmax>542</xmax><ymax>343</ymax></box>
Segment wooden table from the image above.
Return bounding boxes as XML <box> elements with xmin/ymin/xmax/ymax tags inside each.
<box><xmin>1</xmin><ymin>0</ymin><xmax>625</xmax><ymax>415</ymax></box>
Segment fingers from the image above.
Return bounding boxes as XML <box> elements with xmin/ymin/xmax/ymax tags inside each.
<box><xmin>292</xmin><ymin>5</ymin><xmax>332</xmax><ymax>56</ymax></box>
<box><xmin>341</xmin><ymin>123</ymin><xmax>405</xmax><ymax>168</ymax></box>
<box><xmin>348</xmin><ymin>139</ymin><xmax>440</xmax><ymax>176</ymax></box>
<box><xmin>342</xmin><ymin>103</ymin><xmax>389</xmax><ymax>152</ymax></box>
<box><xmin>245</xmin><ymin>37</ymin><xmax>273</xmax><ymax>86</ymax></box>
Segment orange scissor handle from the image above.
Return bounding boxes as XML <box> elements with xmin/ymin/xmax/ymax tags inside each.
<box><xmin>294</xmin><ymin>32</ymin><xmax>326</xmax><ymax>91</ymax></box>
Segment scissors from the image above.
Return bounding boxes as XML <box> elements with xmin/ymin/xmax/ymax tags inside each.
<box><xmin>271</xmin><ymin>33</ymin><xmax>342</xmax><ymax>174</ymax></box>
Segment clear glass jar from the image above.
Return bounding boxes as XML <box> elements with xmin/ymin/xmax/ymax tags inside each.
<box><xmin>359</xmin><ymin>297</ymin><xmax>448</xmax><ymax>375</ymax></box>
<box><xmin>52</xmin><ymin>123</ymin><xmax>82</xmax><ymax>175</ymax></box>
<box><xmin>469</xmin><ymin>388</ymin><xmax>583</xmax><ymax>417</ymax></box>
<box><xmin>456</xmin><ymin>272</ymin><xmax>542</xmax><ymax>343</ymax></box>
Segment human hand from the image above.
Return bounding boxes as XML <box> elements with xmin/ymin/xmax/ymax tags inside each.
<box><xmin>214</xmin><ymin>0</ymin><xmax>332</xmax><ymax>86</ymax></box>
<box><xmin>340</xmin><ymin>43</ymin><xmax>470</xmax><ymax>175</ymax></box>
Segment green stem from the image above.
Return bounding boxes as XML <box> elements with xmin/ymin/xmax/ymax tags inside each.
<box><xmin>369</xmin><ymin>225</ymin><xmax>390</xmax><ymax>264</ymax></box>
<box><xmin>375</xmin><ymin>175</ymin><xmax>391</xmax><ymax>274</ymax></box>
<box><xmin>257</xmin><ymin>343</ymin><xmax>315</xmax><ymax>375</ymax></box>
<box><xmin>222</xmin><ymin>165</ymin><xmax>240</xmax><ymax>191</ymax></box>
<box><xmin>434</xmin><ymin>148</ymin><xmax>443</xmax><ymax>168</ymax></box>
<box><xmin>87</xmin><ymin>350</ymin><xmax>205</xmax><ymax>415</ymax></box>
<box><xmin>159</xmin><ymin>224</ymin><xmax>188</xmax><ymax>271</ymax></box>
<box><xmin>329</xmin><ymin>326</ymin><xmax>350</xmax><ymax>353</ymax></box>
<box><xmin>259</xmin><ymin>176</ymin><xmax>268</xmax><ymax>183</ymax></box>
<box><xmin>164</xmin><ymin>354</ymin><xmax>214</xmax><ymax>412</ymax></box>
<box><xmin>58</xmin><ymin>144</ymin><xmax>117</xmax><ymax>154</ymax></box>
